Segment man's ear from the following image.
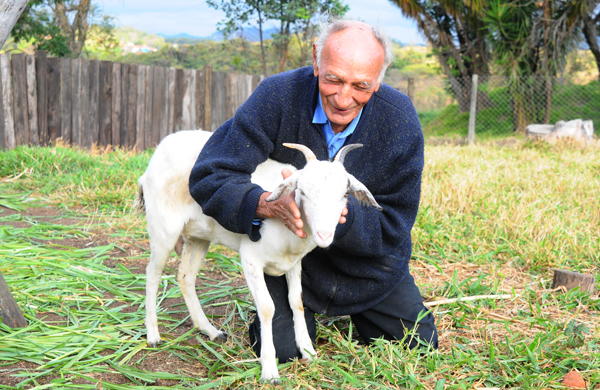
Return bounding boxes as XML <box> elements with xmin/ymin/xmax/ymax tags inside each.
<box><xmin>312</xmin><ymin>43</ymin><xmax>319</xmax><ymax>77</ymax></box>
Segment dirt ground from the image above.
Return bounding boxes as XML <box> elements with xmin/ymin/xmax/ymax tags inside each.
<box><xmin>0</xmin><ymin>205</ymin><xmax>249</xmax><ymax>387</ymax></box>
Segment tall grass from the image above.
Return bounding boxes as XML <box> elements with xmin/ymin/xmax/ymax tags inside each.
<box><xmin>0</xmin><ymin>141</ymin><xmax>598</xmax><ymax>389</ymax></box>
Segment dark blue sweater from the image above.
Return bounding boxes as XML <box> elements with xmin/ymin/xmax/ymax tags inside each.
<box><xmin>189</xmin><ymin>66</ymin><xmax>424</xmax><ymax>316</ymax></box>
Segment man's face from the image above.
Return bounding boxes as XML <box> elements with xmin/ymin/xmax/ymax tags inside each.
<box><xmin>313</xmin><ymin>27</ymin><xmax>385</xmax><ymax>134</ymax></box>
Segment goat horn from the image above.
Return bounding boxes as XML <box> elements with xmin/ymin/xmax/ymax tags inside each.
<box><xmin>283</xmin><ymin>143</ymin><xmax>317</xmax><ymax>162</ymax></box>
<box><xmin>333</xmin><ymin>144</ymin><xmax>363</xmax><ymax>164</ymax></box>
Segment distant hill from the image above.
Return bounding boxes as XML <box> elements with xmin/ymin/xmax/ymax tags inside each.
<box><xmin>160</xmin><ymin>27</ymin><xmax>278</xmax><ymax>44</ymax></box>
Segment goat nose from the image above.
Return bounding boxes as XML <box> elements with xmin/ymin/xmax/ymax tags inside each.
<box><xmin>317</xmin><ymin>232</ymin><xmax>332</xmax><ymax>242</ymax></box>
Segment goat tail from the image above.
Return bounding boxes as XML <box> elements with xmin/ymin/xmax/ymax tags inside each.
<box><xmin>133</xmin><ymin>183</ymin><xmax>146</xmax><ymax>215</ymax></box>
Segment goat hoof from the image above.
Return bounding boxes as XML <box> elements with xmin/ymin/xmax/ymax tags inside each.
<box><xmin>147</xmin><ymin>340</ymin><xmax>161</xmax><ymax>348</ymax></box>
<box><xmin>214</xmin><ymin>333</ymin><xmax>228</xmax><ymax>343</ymax></box>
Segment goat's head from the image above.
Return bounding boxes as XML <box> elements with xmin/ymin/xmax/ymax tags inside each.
<box><xmin>266</xmin><ymin>143</ymin><xmax>382</xmax><ymax>248</ymax></box>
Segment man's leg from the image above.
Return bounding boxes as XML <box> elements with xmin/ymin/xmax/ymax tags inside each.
<box><xmin>248</xmin><ymin>274</ymin><xmax>317</xmax><ymax>363</ymax></box>
<box><xmin>350</xmin><ymin>273</ymin><xmax>438</xmax><ymax>349</ymax></box>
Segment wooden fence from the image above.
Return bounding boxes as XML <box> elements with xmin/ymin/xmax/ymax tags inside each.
<box><xmin>0</xmin><ymin>51</ymin><xmax>264</xmax><ymax>150</ymax></box>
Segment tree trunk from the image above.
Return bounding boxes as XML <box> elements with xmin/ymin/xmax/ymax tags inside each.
<box><xmin>53</xmin><ymin>0</ymin><xmax>91</xmax><ymax>58</ymax></box>
<box><xmin>582</xmin><ymin>14</ymin><xmax>600</xmax><ymax>81</ymax></box>
<box><xmin>0</xmin><ymin>0</ymin><xmax>30</xmax><ymax>48</ymax></box>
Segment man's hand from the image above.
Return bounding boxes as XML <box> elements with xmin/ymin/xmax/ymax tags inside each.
<box><xmin>255</xmin><ymin>168</ymin><xmax>307</xmax><ymax>239</ymax></box>
<box><xmin>255</xmin><ymin>168</ymin><xmax>349</xmax><ymax>239</ymax></box>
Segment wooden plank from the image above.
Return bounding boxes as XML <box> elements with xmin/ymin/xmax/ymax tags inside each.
<box><xmin>78</xmin><ymin>59</ymin><xmax>89</xmax><ymax>147</ymax></box>
<box><xmin>224</xmin><ymin>72</ymin><xmax>235</xmax><ymax>120</ymax></box>
<box><xmin>552</xmin><ymin>269</ymin><xmax>595</xmax><ymax>294</ymax></box>
<box><xmin>158</xmin><ymin>67</ymin><xmax>169</xmax><ymax>141</ymax></box>
<box><xmin>166</xmin><ymin>67</ymin><xmax>175</xmax><ymax>136</ymax></box>
<box><xmin>179</xmin><ymin>69</ymin><xmax>192</xmax><ymax>130</ymax></box>
<box><xmin>98</xmin><ymin>61</ymin><xmax>112</xmax><ymax>147</ymax></box>
<box><xmin>60</xmin><ymin>58</ymin><xmax>72</xmax><ymax>143</ymax></box>
<box><xmin>26</xmin><ymin>55</ymin><xmax>39</xmax><ymax>146</ymax></box>
<box><xmin>135</xmin><ymin>65</ymin><xmax>145</xmax><ymax>151</ymax></box>
<box><xmin>0</xmin><ymin>53</ymin><xmax>15</xmax><ymax>149</ymax></box>
<box><xmin>35</xmin><ymin>50</ymin><xmax>47</xmax><ymax>145</ymax></box>
<box><xmin>251</xmin><ymin>74</ymin><xmax>263</xmax><ymax>92</ymax></box>
<box><xmin>88</xmin><ymin>60</ymin><xmax>99</xmax><ymax>148</ymax></box>
<box><xmin>188</xmin><ymin>69</ymin><xmax>197</xmax><ymax>129</ymax></box>
<box><xmin>203</xmin><ymin>66</ymin><xmax>212</xmax><ymax>131</ymax></box>
<box><xmin>211</xmin><ymin>71</ymin><xmax>226</xmax><ymax>131</ymax></box>
<box><xmin>125</xmin><ymin>64</ymin><xmax>137</xmax><ymax>148</ymax></box>
<box><xmin>71</xmin><ymin>59</ymin><xmax>82</xmax><ymax>146</ymax></box>
<box><xmin>143</xmin><ymin>66</ymin><xmax>153</xmax><ymax>149</ymax></box>
<box><xmin>111</xmin><ymin>62</ymin><xmax>121</xmax><ymax>147</ymax></box>
<box><xmin>150</xmin><ymin>66</ymin><xmax>164</xmax><ymax>146</ymax></box>
<box><xmin>119</xmin><ymin>63</ymin><xmax>129</xmax><ymax>147</ymax></box>
<box><xmin>173</xmin><ymin>68</ymin><xmax>184</xmax><ymax>133</ymax></box>
<box><xmin>195</xmin><ymin>69</ymin><xmax>205</xmax><ymax>131</ymax></box>
<box><xmin>11</xmin><ymin>53</ymin><xmax>29</xmax><ymax>146</ymax></box>
<box><xmin>46</xmin><ymin>57</ymin><xmax>60</xmax><ymax>143</ymax></box>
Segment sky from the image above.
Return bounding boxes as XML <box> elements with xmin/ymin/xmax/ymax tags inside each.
<box><xmin>97</xmin><ymin>0</ymin><xmax>425</xmax><ymax>45</ymax></box>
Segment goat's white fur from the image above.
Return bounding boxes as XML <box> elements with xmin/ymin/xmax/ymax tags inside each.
<box><xmin>135</xmin><ymin>129</ymin><xmax>381</xmax><ymax>382</ymax></box>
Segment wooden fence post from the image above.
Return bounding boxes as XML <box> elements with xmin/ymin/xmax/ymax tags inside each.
<box><xmin>60</xmin><ymin>58</ymin><xmax>72</xmax><ymax>143</ymax></box>
<box><xmin>467</xmin><ymin>74</ymin><xmax>478</xmax><ymax>145</ymax></box>
<box><xmin>143</xmin><ymin>66</ymin><xmax>153</xmax><ymax>149</ymax></box>
<box><xmin>120</xmin><ymin>63</ymin><xmax>129</xmax><ymax>147</ymax></box>
<box><xmin>135</xmin><ymin>65</ymin><xmax>145</xmax><ymax>151</ymax></box>
<box><xmin>71</xmin><ymin>59</ymin><xmax>82</xmax><ymax>146</ymax></box>
<box><xmin>11</xmin><ymin>53</ymin><xmax>29</xmax><ymax>146</ymax></box>
<box><xmin>47</xmin><ymin>57</ymin><xmax>60</xmax><ymax>143</ymax></box>
<box><xmin>211</xmin><ymin>71</ymin><xmax>225</xmax><ymax>131</ymax></box>
<box><xmin>98</xmin><ymin>61</ymin><xmax>112</xmax><ymax>147</ymax></box>
<box><xmin>0</xmin><ymin>53</ymin><xmax>15</xmax><ymax>149</ymax></box>
<box><xmin>125</xmin><ymin>64</ymin><xmax>137</xmax><ymax>148</ymax></box>
<box><xmin>35</xmin><ymin>50</ymin><xmax>47</xmax><ymax>146</ymax></box>
<box><xmin>111</xmin><ymin>62</ymin><xmax>121</xmax><ymax>147</ymax></box>
<box><xmin>166</xmin><ymin>67</ymin><xmax>175</xmax><ymax>137</ymax></box>
<box><xmin>25</xmin><ymin>55</ymin><xmax>39</xmax><ymax>146</ymax></box>
<box><xmin>407</xmin><ymin>77</ymin><xmax>415</xmax><ymax>102</ymax></box>
<box><xmin>150</xmin><ymin>66</ymin><xmax>164</xmax><ymax>147</ymax></box>
<box><xmin>203</xmin><ymin>65</ymin><xmax>212</xmax><ymax>131</ymax></box>
<box><xmin>88</xmin><ymin>60</ymin><xmax>99</xmax><ymax>148</ymax></box>
<box><xmin>158</xmin><ymin>67</ymin><xmax>169</xmax><ymax>141</ymax></box>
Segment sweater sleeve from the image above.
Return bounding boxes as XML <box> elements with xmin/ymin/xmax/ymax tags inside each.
<box><xmin>332</xmin><ymin>93</ymin><xmax>424</xmax><ymax>258</ymax></box>
<box><xmin>188</xmin><ymin>80</ymin><xmax>282</xmax><ymax>241</ymax></box>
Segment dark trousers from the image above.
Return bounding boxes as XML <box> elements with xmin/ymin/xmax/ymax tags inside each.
<box><xmin>249</xmin><ymin>272</ymin><xmax>438</xmax><ymax>362</ymax></box>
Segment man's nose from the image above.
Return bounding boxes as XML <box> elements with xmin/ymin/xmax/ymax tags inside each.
<box><xmin>336</xmin><ymin>84</ymin><xmax>353</xmax><ymax>108</ymax></box>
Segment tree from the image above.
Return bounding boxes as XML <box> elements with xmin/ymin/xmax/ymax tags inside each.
<box><xmin>9</xmin><ymin>0</ymin><xmax>95</xmax><ymax>58</ymax></box>
<box><xmin>388</xmin><ymin>0</ymin><xmax>491</xmax><ymax>112</ymax></box>
<box><xmin>10</xmin><ymin>0</ymin><xmax>71</xmax><ymax>56</ymax></box>
<box><xmin>207</xmin><ymin>0</ymin><xmax>270</xmax><ymax>75</ymax></box>
<box><xmin>0</xmin><ymin>0</ymin><xmax>30</xmax><ymax>48</ymax></box>
<box><xmin>208</xmin><ymin>0</ymin><xmax>348</xmax><ymax>75</ymax></box>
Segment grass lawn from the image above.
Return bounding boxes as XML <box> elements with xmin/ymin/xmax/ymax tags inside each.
<box><xmin>0</xmin><ymin>139</ymin><xmax>598</xmax><ymax>389</ymax></box>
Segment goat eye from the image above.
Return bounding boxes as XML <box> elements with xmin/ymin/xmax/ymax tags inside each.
<box><xmin>298</xmin><ymin>189</ymin><xmax>305</xmax><ymax>196</ymax></box>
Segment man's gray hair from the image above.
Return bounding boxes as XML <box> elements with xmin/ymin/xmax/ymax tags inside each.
<box><xmin>315</xmin><ymin>19</ymin><xmax>394</xmax><ymax>83</ymax></box>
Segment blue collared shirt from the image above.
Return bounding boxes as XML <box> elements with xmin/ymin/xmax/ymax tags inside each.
<box><xmin>313</xmin><ymin>94</ymin><xmax>363</xmax><ymax>159</ymax></box>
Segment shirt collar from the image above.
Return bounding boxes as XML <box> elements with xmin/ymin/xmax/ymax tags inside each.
<box><xmin>312</xmin><ymin>94</ymin><xmax>363</xmax><ymax>133</ymax></box>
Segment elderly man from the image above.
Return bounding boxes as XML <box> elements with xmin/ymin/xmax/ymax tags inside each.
<box><xmin>189</xmin><ymin>19</ymin><xmax>438</xmax><ymax>361</ymax></box>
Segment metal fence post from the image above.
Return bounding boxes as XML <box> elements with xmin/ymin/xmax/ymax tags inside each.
<box><xmin>467</xmin><ymin>74</ymin><xmax>478</xmax><ymax>144</ymax></box>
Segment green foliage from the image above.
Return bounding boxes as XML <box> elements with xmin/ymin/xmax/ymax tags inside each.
<box><xmin>564</xmin><ymin>320</ymin><xmax>589</xmax><ymax>348</ymax></box>
<box><xmin>10</xmin><ymin>0</ymin><xmax>71</xmax><ymax>57</ymax></box>
<box><xmin>421</xmin><ymin>79</ymin><xmax>600</xmax><ymax>139</ymax></box>
<box><xmin>0</xmin><ymin>142</ymin><xmax>599</xmax><ymax>388</ymax></box>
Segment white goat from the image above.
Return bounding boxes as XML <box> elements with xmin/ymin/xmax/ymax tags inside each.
<box><xmin>135</xmin><ymin>129</ymin><xmax>381</xmax><ymax>382</ymax></box>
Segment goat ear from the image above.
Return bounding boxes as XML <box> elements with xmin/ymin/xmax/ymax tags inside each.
<box><xmin>266</xmin><ymin>172</ymin><xmax>300</xmax><ymax>202</ymax></box>
<box><xmin>346</xmin><ymin>174</ymin><xmax>383</xmax><ymax>211</ymax></box>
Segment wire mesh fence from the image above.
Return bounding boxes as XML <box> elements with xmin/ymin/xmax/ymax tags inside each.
<box><xmin>390</xmin><ymin>75</ymin><xmax>600</xmax><ymax>140</ymax></box>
